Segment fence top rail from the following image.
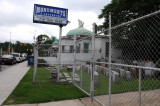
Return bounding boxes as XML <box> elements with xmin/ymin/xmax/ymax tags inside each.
<box><xmin>75</xmin><ymin>60</ymin><xmax>92</xmax><ymax>62</ymax></box>
<box><xmin>37</xmin><ymin>63</ymin><xmax>74</xmax><ymax>65</ymax></box>
<box><xmin>75</xmin><ymin>60</ymin><xmax>160</xmax><ymax>71</ymax></box>
<box><xmin>97</xmin><ymin>61</ymin><xmax>160</xmax><ymax>71</ymax></box>
<box><xmin>59</xmin><ymin>44</ymin><xmax>74</xmax><ymax>46</ymax></box>
<box><xmin>97</xmin><ymin>10</ymin><xmax>160</xmax><ymax>35</ymax></box>
<box><xmin>111</xmin><ymin>63</ymin><xmax>160</xmax><ymax>71</ymax></box>
<box><xmin>37</xmin><ymin>44</ymin><xmax>58</xmax><ymax>47</ymax></box>
<box><xmin>37</xmin><ymin>44</ymin><xmax>75</xmax><ymax>46</ymax></box>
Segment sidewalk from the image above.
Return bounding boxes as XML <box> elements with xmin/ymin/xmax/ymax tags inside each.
<box><xmin>0</xmin><ymin>61</ymin><xmax>30</xmax><ymax>105</ymax></box>
<box><xmin>2</xmin><ymin>99</ymin><xmax>84</xmax><ymax>106</ymax></box>
<box><xmin>2</xmin><ymin>98</ymin><xmax>100</xmax><ymax>106</ymax></box>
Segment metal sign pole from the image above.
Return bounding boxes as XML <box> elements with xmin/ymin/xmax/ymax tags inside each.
<box><xmin>57</xmin><ymin>25</ymin><xmax>63</xmax><ymax>82</ymax></box>
<box><xmin>33</xmin><ymin>44</ymin><xmax>38</xmax><ymax>83</ymax></box>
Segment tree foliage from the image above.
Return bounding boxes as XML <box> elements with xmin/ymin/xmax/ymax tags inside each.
<box><xmin>0</xmin><ymin>41</ymin><xmax>33</xmax><ymax>55</ymax></box>
<box><xmin>99</xmin><ymin>0</ymin><xmax>160</xmax><ymax>61</ymax></box>
<box><xmin>13</xmin><ymin>41</ymin><xmax>33</xmax><ymax>54</ymax></box>
<box><xmin>99</xmin><ymin>0</ymin><xmax>160</xmax><ymax>28</ymax></box>
<box><xmin>36</xmin><ymin>34</ymin><xmax>59</xmax><ymax>44</ymax></box>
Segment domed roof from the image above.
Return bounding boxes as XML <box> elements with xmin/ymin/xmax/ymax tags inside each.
<box><xmin>66</xmin><ymin>20</ymin><xmax>92</xmax><ymax>37</ymax></box>
<box><xmin>66</xmin><ymin>27</ymin><xmax>92</xmax><ymax>36</ymax></box>
<box><xmin>53</xmin><ymin>39</ymin><xmax>59</xmax><ymax>44</ymax></box>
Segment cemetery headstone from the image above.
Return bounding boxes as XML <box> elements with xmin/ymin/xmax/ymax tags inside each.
<box><xmin>88</xmin><ymin>67</ymin><xmax>92</xmax><ymax>75</ymax></box>
<box><xmin>119</xmin><ymin>69</ymin><xmax>126</xmax><ymax>78</ymax></box>
<box><xmin>50</xmin><ymin>71</ymin><xmax>57</xmax><ymax>79</ymax></box>
<box><xmin>94</xmin><ymin>71</ymin><xmax>99</xmax><ymax>86</ymax></box>
<box><xmin>145</xmin><ymin>62</ymin><xmax>155</xmax><ymax>77</ymax></box>
<box><xmin>112</xmin><ymin>71</ymin><xmax>119</xmax><ymax>83</ymax></box>
<box><xmin>76</xmin><ymin>65</ymin><xmax>81</xmax><ymax>70</ymax></box>
<box><xmin>95</xmin><ymin>65</ymin><xmax>99</xmax><ymax>72</ymax></box>
<box><xmin>101</xmin><ymin>66</ymin><xmax>105</xmax><ymax>75</ymax></box>
<box><xmin>67</xmin><ymin>66</ymin><xmax>73</xmax><ymax>72</ymax></box>
<box><xmin>125</xmin><ymin>71</ymin><xmax>131</xmax><ymax>81</ymax></box>
<box><xmin>105</xmin><ymin>68</ymin><xmax>109</xmax><ymax>77</ymax></box>
<box><xmin>66</xmin><ymin>77</ymin><xmax>72</xmax><ymax>81</ymax></box>
<box><xmin>75</xmin><ymin>78</ymin><xmax>80</xmax><ymax>82</ymax></box>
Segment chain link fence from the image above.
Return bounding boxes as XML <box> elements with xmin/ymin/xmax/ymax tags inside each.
<box><xmin>73</xmin><ymin>10</ymin><xmax>160</xmax><ymax>106</ymax></box>
<box><xmin>33</xmin><ymin>10</ymin><xmax>160</xmax><ymax>105</ymax></box>
<box><xmin>109</xmin><ymin>10</ymin><xmax>160</xmax><ymax>106</ymax></box>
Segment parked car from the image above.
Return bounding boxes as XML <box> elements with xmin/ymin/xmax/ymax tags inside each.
<box><xmin>21</xmin><ymin>55</ymin><xmax>26</xmax><ymax>61</ymax></box>
<box><xmin>0</xmin><ymin>54</ymin><xmax>17</xmax><ymax>65</ymax></box>
<box><xmin>12</xmin><ymin>53</ymin><xmax>22</xmax><ymax>63</ymax></box>
<box><xmin>22</xmin><ymin>53</ymin><xmax>27</xmax><ymax>61</ymax></box>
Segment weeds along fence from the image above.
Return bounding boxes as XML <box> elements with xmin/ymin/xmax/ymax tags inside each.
<box><xmin>33</xmin><ymin>10</ymin><xmax>160</xmax><ymax>105</ymax></box>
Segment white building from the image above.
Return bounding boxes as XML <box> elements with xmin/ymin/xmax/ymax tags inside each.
<box><xmin>60</xmin><ymin>21</ymin><xmax>122</xmax><ymax>63</ymax></box>
<box><xmin>39</xmin><ymin>21</ymin><xmax>122</xmax><ymax>65</ymax></box>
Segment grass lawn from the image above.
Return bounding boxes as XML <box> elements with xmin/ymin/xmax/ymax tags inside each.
<box><xmin>3</xmin><ymin>67</ymin><xmax>87</xmax><ymax>105</ymax></box>
<box><xmin>74</xmin><ymin>69</ymin><xmax>160</xmax><ymax>95</ymax></box>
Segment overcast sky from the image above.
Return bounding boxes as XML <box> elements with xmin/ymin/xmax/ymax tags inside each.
<box><xmin>0</xmin><ymin>0</ymin><xmax>111</xmax><ymax>43</ymax></box>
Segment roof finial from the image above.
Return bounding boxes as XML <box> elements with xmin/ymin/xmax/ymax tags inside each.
<box><xmin>78</xmin><ymin>19</ymin><xmax>84</xmax><ymax>27</ymax></box>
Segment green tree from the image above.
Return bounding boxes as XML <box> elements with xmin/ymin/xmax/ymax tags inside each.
<box><xmin>14</xmin><ymin>41</ymin><xmax>21</xmax><ymax>53</ymax></box>
<box><xmin>99</xmin><ymin>0</ymin><xmax>160</xmax><ymax>61</ymax></box>
<box><xmin>36</xmin><ymin>34</ymin><xmax>50</xmax><ymax>44</ymax></box>
<box><xmin>36</xmin><ymin>34</ymin><xmax>59</xmax><ymax>44</ymax></box>
<box><xmin>13</xmin><ymin>41</ymin><xmax>33</xmax><ymax>54</ymax></box>
<box><xmin>50</xmin><ymin>36</ymin><xmax>59</xmax><ymax>43</ymax></box>
<box><xmin>99</xmin><ymin>0</ymin><xmax>160</xmax><ymax>28</ymax></box>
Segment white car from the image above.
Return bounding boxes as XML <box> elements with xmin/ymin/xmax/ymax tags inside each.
<box><xmin>12</xmin><ymin>53</ymin><xmax>23</xmax><ymax>63</ymax></box>
<box><xmin>22</xmin><ymin>53</ymin><xmax>27</xmax><ymax>61</ymax></box>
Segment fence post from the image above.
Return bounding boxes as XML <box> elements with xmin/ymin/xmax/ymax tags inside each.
<box><xmin>80</xmin><ymin>64</ymin><xmax>82</xmax><ymax>88</ymax></box>
<box><xmin>108</xmin><ymin>12</ymin><xmax>112</xmax><ymax>106</ymax></box>
<box><xmin>138</xmin><ymin>69</ymin><xmax>142</xmax><ymax>106</ymax></box>
<box><xmin>33</xmin><ymin>44</ymin><xmax>38</xmax><ymax>83</ymax></box>
<box><xmin>90</xmin><ymin>23</ymin><xmax>96</xmax><ymax>102</ymax></box>
<box><xmin>57</xmin><ymin>25</ymin><xmax>63</xmax><ymax>82</ymax></box>
<box><xmin>73</xmin><ymin>34</ymin><xmax>76</xmax><ymax>83</ymax></box>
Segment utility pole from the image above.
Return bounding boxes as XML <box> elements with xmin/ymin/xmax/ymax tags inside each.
<box><xmin>8</xmin><ymin>32</ymin><xmax>11</xmax><ymax>54</ymax></box>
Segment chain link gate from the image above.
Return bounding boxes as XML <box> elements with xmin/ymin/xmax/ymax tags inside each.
<box><xmin>73</xmin><ymin>34</ymin><xmax>94</xmax><ymax>97</ymax></box>
<box><xmin>33</xmin><ymin>43</ymin><xmax>77</xmax><ymax>83</ymax></box>
<box><xmin>33</xmin><ymin>44</ymin><xmax>59</xmax><ymax>83</ymax></box>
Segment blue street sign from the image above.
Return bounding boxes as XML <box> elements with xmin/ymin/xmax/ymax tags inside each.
<box><xmin>33</xmin><ymin>4</ymin><xmax>68</xmax><ymax>26</ymax></box>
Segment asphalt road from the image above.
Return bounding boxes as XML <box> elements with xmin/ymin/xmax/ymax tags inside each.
<box><xmin>0</xmin><ymin>64</ymin><xmax>13</xmax><ymax>71</ymax></box>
